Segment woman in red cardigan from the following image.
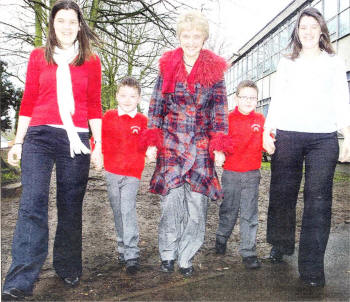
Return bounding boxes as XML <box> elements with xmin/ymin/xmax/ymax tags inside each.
<box><xmin>2</xmin><ymin>1</ymin><xmax>102</xmax><ymax>300</ymax></box>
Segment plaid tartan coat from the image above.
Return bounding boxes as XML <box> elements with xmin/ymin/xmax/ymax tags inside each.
<box><xmin>148</xmin><ymin>48</ymin><xmax>228</xmax><ymax>200</ymax></box>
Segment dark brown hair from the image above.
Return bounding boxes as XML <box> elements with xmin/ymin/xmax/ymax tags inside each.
<box><xmin>237</xmin><ymin>80</ymin><xmax>258</xmax><ymax>96</ymax></box>
<box><xmin>118</xmin><ymin>77</ymin><xmax>141</xmax><ymax>95</ymax></box>
<box><xmin>288</xmin><ymin>7</ymin><xmax>335</xmax><ymax>60</ymax></box>
<box><xmin>45</xmin><ymin>0</ymin><xmax>100</xmax><ymax>65</ymax></box>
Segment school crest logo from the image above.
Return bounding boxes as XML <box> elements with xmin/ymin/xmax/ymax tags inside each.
<box><xmin>131</xmin><ymin>125</ymin><xmax>141</xmax><ymax>134</ymax></box>
<box><xmin>251</xmin><ymin>124</ymin><xmax>261</xmax><ymax>132</ymax></box>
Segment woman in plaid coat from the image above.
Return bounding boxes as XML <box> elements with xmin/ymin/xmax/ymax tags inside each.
<box><xmin>147</xmin><ymin>10</ymin><xmax>229</xmax><ymax>277</ymax></box>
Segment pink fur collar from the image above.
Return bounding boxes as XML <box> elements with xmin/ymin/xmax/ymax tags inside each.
<box><xmin>159</xmin><ymin>47</ymin><xmax>228</xmax><ymax>94</ymax></box>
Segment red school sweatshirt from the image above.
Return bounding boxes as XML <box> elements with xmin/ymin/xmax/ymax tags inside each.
<box><xmin>102</xmin><ymin>110</ymin><xmax>148</xmax><ymax>179</ymax></box>
<box><xmin>223</xmin><ymin>107</ymin><xmax>265</xmax><ymax>172</ymax></box>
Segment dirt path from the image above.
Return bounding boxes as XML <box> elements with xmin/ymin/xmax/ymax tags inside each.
<box><xmin>1</xmin><ymin>163</ymin><xmax>349</xmax><ymax>301</ymax></box>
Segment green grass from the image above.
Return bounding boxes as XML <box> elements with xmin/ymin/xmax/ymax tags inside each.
<box><xmin>2</xmin><ymin>169</ymin><xmax>20</xmax><ymax>184</ymax></box>
<box><xmin>260</xmin><ymin>162</ymin><xmax>271</xmax><ymax>171</ymax></box>
<box><xmin>334</xmin><ymin>172</ymin><xmax>350</xmax><ymax>183</ymax></box>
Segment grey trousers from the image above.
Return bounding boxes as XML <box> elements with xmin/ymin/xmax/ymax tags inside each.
<box><xmin>159</xmin><ymin>183</ymin><xmax>208</xmax><ymax>268</ymax></box>
<box><xmin>105</xmin><ymin>171</ymin><xmax>140</xmax><ymax>260</ymax></box>
<box><xmin>216</xmin><ymin>169</ymin><xmax>261</xmax><ymax>258</ymax></box>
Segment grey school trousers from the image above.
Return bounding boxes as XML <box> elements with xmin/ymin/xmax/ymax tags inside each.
<box><xmin>216</xmin><ymin>169</ymin><xmax>261</xmax><ymax>258</ymax></box>
<box><xmin>105</xmin><ymin>171</ymin><xmax>140</xmax><ymax>260</ymax></box>
<box><xmin>159</xmin><ymin>183</ymin><xmax>208</xmax><ymax>268</ymax></box>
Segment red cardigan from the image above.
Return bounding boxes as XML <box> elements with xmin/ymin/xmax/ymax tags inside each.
<box><xmin>223</xmin><ymin>108</ymin><xmax>265</xmax><ymax>172</ymax></box>
<box><xmin>102</xmin><ymin>110</ymin><xmax>149</xmax><ymax>179</ymax></box>
<box><xmin>19</xmin><ymin>48</ymin><xmax>102</xmax><ymax>128</ymax></box>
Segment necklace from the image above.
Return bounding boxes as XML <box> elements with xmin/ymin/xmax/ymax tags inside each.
<box><xmin>184</xmin><ymin>61</ymin><xmax>193</xmax><ymax>68</ymax></box>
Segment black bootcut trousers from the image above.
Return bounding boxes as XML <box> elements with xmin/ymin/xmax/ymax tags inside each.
<box><xmin>266</xmin><ymin>130</ymin><xmax>339</xmax><ymax>279</ymax></box>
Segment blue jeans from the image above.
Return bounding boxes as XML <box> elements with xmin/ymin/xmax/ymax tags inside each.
<box><xmin>3</xmin><ymin>126</ymin><xmax>90</xmax><ymax>294</ymax></box>
<box><xmin>267</xmin><ymin>130</ymin><xmax>339</xmax><ymax>279</ymax></box>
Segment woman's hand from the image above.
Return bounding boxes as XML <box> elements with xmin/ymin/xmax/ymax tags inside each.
<box><xmin>146</xmin><ymin>146</ymin><xmax>157</xmax><ymax>162</ymax></box>
<box><xmin>8</xmin><ymin>144</ymin><xmax>23</xmax><ymax>166</ymax></box>
<box><xmin>339</xmin><ymin>137</ymin><xmax>350</xmax><ymax>162</ymax></box>
<box><xmin>214</xmin><ymin>150</ymin><xmax>225</xmax><ymax>167</ymax></box>
<box><xmin>263</xmin><ymin>130</ymin><xmax>276</xmax><ymax>155</ymax></box>
<box><xmin>91</xmin><ymin>143</ymin><xmax>103</xmax><ymax>170</ymax></box>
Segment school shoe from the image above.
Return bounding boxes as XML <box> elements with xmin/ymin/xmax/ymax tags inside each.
<box><xmin>269</xmin><ymin>246</ymin><xmax>284</xmax><ymax>263</ymax></box>
<box><xmin>179</xmin><ymin>266</ymin><xmax>194</xmax><ymax>278</ymax></box>
<box><xmin>160</xmin><ymin>260</ymin><xmax>175</xmax><ymax>273</ymax></box>
<box><xmin>126</xmin><ymin>258</ymin><xmax>140</xmax><ymax>275</ymax></box>
<box><xmin>2</xmin><ymin>288</ymin><xmax>26</xmax><ymax>301</ymax></box>
<box><xmin>215</xmin><ymin>238</ymin><xmax>227</xmax><ymax>255</ymax></box>
<box><xmin>300</xmin><ymin>274</ymin><xmax>325</xmax><ymax>287</ymax></box>
<box><xmin>62</xmin><ymin>276</ymin><xmax>80</xmax><ymax>287</ymax></box>
<box><xmin>118</xmin><ymin>254</ymin><xmax>126</xmax><ymax>265</ymax></box>
<box><xmin>242</xmin><ymin>256</ymin><xmax>261</xmax><ymax>269</ymax></box>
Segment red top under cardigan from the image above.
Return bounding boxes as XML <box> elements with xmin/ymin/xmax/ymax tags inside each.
<box><xmin>19</xmin><ymin>48</ymin><xmax>102</xmax><ymax>128</ymax></box>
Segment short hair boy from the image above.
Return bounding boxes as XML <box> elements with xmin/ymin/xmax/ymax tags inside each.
<box><xmin>215</xmin><ymin>80</ymin><xmax>265</xmax><ymax>269</ymax></box>
<box><xmin>100</xmin><ymin>76</ymin><xmax>161</xmax><ymax>274</ymax></box>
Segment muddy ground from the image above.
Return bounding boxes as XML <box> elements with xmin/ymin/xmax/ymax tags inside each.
<box><xmin>1</xmin><ymin>162</ymin><xmax>349</xmax><ymax>301</ymax></box>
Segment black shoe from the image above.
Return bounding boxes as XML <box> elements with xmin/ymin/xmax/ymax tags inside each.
<box><xmin>179</xmin><ymin>266</ymin><xmax>194</xmax><ymax>278</ymax></box>
<box><xmin>300</xmin><ymin>275</ymin><xmax>325</xmax><ymax>287</ymax></box>
<box><xmin>63</xmin><ymin>276</ymin><xmax>80</xmax><ymax>287</ymax></box>
<box><xmin>118</xmin><ymin>254</ymin><xmax>126</xmax><ymax>265</ymax></box>
<box><xmin>269</xmin><ymin>246</ymin><xmax>284</xmax><ymax>263</ymax></box>
<box><xmin>242</xmin><ymin>256</ymin><xmax>261</xmax><ymax>269</ymax></box>
<box><xmin>160</xmin><ymin>260</ymin><xmax>175</xmax><ymax>273</ymax></box>
<box><xmin>215</xmin><ymin>238</ymin><xmax>227</xmax><ymax>255</ymax></box>
<box><xmin>2</xmin><ymin>288</ymin><xmax>26</xmax><ymax>301</ymax></box>
<box><xmin>126</xmin><ymin>258</ymin><xmax>140</xmax><ymax>275</ymax></box>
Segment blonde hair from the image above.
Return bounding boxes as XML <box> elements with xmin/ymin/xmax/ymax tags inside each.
<box><xmin>176</xmin><ymin>10</ymin><xmax>209</xmax><ymax>41</ymax></box>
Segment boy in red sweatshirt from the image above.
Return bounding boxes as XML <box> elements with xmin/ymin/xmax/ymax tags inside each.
<box><xmin>101</xmin><ymin>77</ymin><xmax>161</xmax><ymax>275</ymax></box>
<box><xmin>215</xmin><ymin>80</ymin><xmax>265</xmax><ymax>269</ymax></box>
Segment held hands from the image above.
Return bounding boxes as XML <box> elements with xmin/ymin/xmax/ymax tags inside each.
<box><xmin>263</xmin><ymin>131</ymin><xmax>276</xmax><ymax>155</ymax></box>
<box><xmin>214</xmin><ymin>150</ymin><xmax>225</xmax><ymax>167</ymax></box>
<box><xmin>7</xmin><ymin>144</ymin><xmax>22</xmax><ymax>166</ymax></box>
<box><xmin>146</xmin><ymin>146</ymin><xmax>157</xmax><ymax>162</ymax></box>
<box><xmin>339</xmin><ymin>137</ymin><xmax>350</xmax><ymax>162</ymax></box>
<box><xmin>91</xmin><ymin>143</ymin><xmax>103</xmax><ymax>170</ymax></box>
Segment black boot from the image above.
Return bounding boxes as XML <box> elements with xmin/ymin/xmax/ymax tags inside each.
<box><xmin>269</xmin><ymin>246</ymin><xmax>284</xmax><ymax>263</ymax></box>
<box><xmin>215</xmin><ymin>238</ymin><xmax>227</xmax><ymax>255</ymax></box>
<box><xmin>160</xmin><ymin>260</ymin><xmax>175</xmax><ymax>273</ymax></box>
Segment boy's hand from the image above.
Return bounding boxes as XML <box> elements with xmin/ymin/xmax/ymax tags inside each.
<box><xmin>214</xmin><ymin>150</ymin><xmax>225</xmax><ymax>167</ymax></box>
<box><xmin>339</xmin><ymin>137</ymin><xmax>350</xmax><ymax>162</ymax></box>
<box><xmin>146</xmin><ymin>146</ymin><xmax>157</xmax><ymax>162</ymax></box>
<box><xmin>8</xmin><ymin>144</ymin><xmax>22</xmax><ymax>166</ymax></box>
<box><xmin>91</xmin><ymin>143</ymin><xmax>103</xmax><ymax>170</ymax></box>
<box><xmin>263</xmin><ymin>131</ymin><xmax>276</xmax><ymax>155</ymax></box>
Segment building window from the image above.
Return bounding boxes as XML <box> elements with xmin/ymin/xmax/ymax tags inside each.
<box><xmin>340</xmin><ymin>0</ymin><xmax>350</xmax><ymax>11</ymax></box>
<box><xmin>339</xmin><ymin>8</ymin><xmax>350</xmax><ymax>37</ymax></box>
<box><xmin>327</xmin><ymin>17</ymin><xmax>337</xmax><ymax>40</ymax></box>
<box><xmin>347</xmin><ymin>71</ymin><xmax>350</xmax><ymax>101</ymax></box>
<box><xmin>324</xmin><ymin>0</ymin><xmax>338</xmax><ymax>20</ymax></box>
<box><xmin>313</xmin><ymin>0</ymin><xmax>323</xmax><ymax>13</ymax></box>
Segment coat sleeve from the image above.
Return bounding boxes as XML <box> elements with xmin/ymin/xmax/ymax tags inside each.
<box><xmin>148</xmin><ymin>75</ymin><xmax>166</xmax><ymax>130</ymax></box>
<box><xmin>209</xmin><ymin>79</ymin><xmax>229</xmax><ymax>136</ymax></box>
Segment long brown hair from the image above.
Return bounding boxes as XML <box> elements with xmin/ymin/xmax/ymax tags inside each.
<box><xmin>45</xmin><ymin>0</ymin><xmax>100</xmax><ymax>65</ymax></box>
<box><xmin>288</xmin><ymin>7</ymin><xmax>335</xmax><ymax>60</ymax></box>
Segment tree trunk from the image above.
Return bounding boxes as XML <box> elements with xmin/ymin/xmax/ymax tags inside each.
<box><xmin>34</xmin><ymin>0</ymin><xmax>43</xmax><ymax>47</ymax></box>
